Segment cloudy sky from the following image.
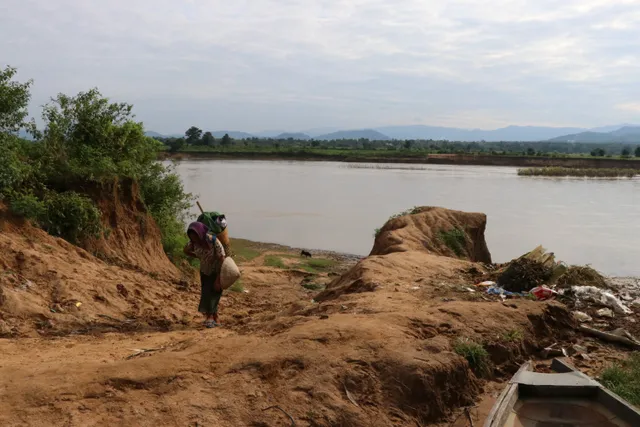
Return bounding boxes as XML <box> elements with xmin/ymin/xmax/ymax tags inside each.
<box><xmin>2</xmin><ymin>0</ymin><xmax>640</xmax><ymax>133</ymax></box>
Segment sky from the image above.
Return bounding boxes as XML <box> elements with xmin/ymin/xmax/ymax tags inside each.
<box><xmin>2</xmin><ymin>0</ymin><xmax>640</xmax><ymax>134</ymax></box>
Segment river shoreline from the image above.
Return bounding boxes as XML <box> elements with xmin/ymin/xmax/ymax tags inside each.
<box><xmin>162</xmin><ymin>150</ymin><xmax>640</xmax><ymax>169</ymax></box>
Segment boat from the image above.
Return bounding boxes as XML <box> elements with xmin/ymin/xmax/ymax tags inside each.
<box><xmin>484</xmin><ymin>358</ymin><xmax>640</xmax><ymax>427</ymax></box>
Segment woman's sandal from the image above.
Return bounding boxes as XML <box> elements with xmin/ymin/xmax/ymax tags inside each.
<box><xmin>204</xmin><ymin>320</ymin><xmax>217</xmax><ymax>328</ymax></box>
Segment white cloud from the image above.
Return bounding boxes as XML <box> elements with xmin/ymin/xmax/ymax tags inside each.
<box><xmin>2</xmin><ymin>0</ymin><xmax>640</xmax><ymax>132</ymax></box>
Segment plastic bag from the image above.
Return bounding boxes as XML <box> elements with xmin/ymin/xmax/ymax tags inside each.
<box><xmin>572</xmin><ymin>286</ymin><xmax>632</xmax><ymax>315</ymax></box>
<box><xmin>530</xmin><ymin>286</ymin><xmax>558</xmax><ymax>301</ymax></box>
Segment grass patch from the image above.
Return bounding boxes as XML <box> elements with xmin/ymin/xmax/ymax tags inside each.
<box><xmin>453</xmin><ymin>338</ymin><xmax>491</xmax><ymax>378</ymax></box>
<box><xmin>232</xmin><ymin>240</ymin><xmax>261</xmax><ymax>263</ymax></box>
<box><xmin>301</xmin><ymin>282</ymin><xmax>326</xmax><ymax>291</ymax></box>
<box><xmin>388</xmin><ymin>206</ymin><xmax>422</xmax><ymax>221</ymax></box>
<box><xmin>518</xmin><ymin>167</ymin><xmax>637</xmax><ymax>178</ymax></box>
<box><xmin>305</xmin><ymin>258</ymin><xmax>335</xmax><ymax>269</ymax></box>
<box><xmin>600</xmin><ymin>353</ymin><xmax>640</xmax><ymax>406</ymax></box>
<box><xmin>264</xmin><ymin>255</ymin><xmax>286</xmax><ymax>269</ymax></box>
<box><xmin>229</xmin><ymin>279</ymin><xmax>244</xmax><ymax>293</ymax></box>
<box><xmin>502</xmin><ymin>329</ymin><xmax>524</xmax><ymax>342</ymax></box>
<box><xmin>374</xmin><ymin>207</ymin><xmax>422</xmax><ymax>238</ymax></box>
<box><xmin>295</xmin><ymin>258</ymin><xmax>336</xmax><ymax>274</ymax></box>
<box><xmin>438</xmin><ymin>228</ymin><xmax>467</xmax><ymax>257</ymax></box>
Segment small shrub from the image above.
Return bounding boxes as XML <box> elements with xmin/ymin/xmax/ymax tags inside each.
<box><xmin>600</xmin><ymin>353</ymin><xmax>640</xmax><ymax>406</ymax></box>
<box><xmin>10</xmin><ymin>193</ymin><xmax>46</xmax><ymax>222</ymax></box>
<box><xmin>41</xmin><ymin>191</ymin><xmax>102</xmax><ymax>243</ymax></box>
<box><xmin>438</xmin><ymin>228</ymin><xmax>467</xmax><ymax>257</ymax></box>
<box><xmin>264</xmin><ymin>255</ymin><xmax>286</xmax><ymax>269</ymax></box>
<box><xmin>453</xmin><ymin>337</ymin><xmax>491</xmax><ymax>377</ymax></box>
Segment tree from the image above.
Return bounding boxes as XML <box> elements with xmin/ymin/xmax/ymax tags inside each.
<box><xmin>221</xmin><ymin>133</ymin><xmax>231</xmax><ymax>147</ymax></box>
<box><xmin>526</xmin><ymin>147</ymin><xmax>535</xmax><ymax>156</ymax></box>
<box><xmin>621</xmin><ymin>147</ymin><xmax>631</xmax><ymax>157</ymax></box>
<box><xmin>166</xmin><ymin>137</ymin><xmax>186</xmax><ymax>153</ymax></box>
<box><xmin>201</xmin><ymin>131</ymin><xmax>215</xmax><ymax>146</ymax></box>
<box><xmin>0</xmin><ymin>66</ymin><xmax>36</xmax><ymax>136</ymax></box>
<box><xmin>403</xmin><ymin>140</ymin><xmax>413</xmax><ymax>150</ymax></box>
<box><xmin>591</xmin><ymin>148</ymin><xmax>605</xmax><ymax>157</ymax></box>
<box><xmin>185</xmin><ymin>126</ymin><xmax>203</xmax><ymax>145</ymax></box>
<box><xmin>635</xmin><ymin>146</ymin><xmax>640</xmax><ymax>158</ymax></box>
<box><xmin>311</xmin><ymin>140</ymin><xmax>320</xmax><ymax>148</ymax></box>
<box><xmin>40</xmin><ymin>88</ymin><xmax>160</xmax><ymax>181</ymax></box>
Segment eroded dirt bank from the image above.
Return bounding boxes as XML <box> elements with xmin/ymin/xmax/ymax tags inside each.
<box><xmin>0</xmin><ymin>204</ymin><xmax>636</xmax><ymax>426</ymax></box>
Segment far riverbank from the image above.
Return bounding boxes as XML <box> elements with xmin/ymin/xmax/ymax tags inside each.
<box><xmin>161</xmin><ymin>150</ymin><xmax>640</xmax><ymax>169</ymax></box>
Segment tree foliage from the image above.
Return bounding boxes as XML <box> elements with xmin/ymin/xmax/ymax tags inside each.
<box><xmin>0</xmin><ymin>66</ymin><xmax>35</xmax><ymax>135</ymax></box>
<box><xmin>0</xmin><ymin>67</ymin><xmax>192</xmax><ymax>258</ymax></box>
<box><xmin>202</xmin><ymin>131</ymin><xmax>215</xmax><ymax>146</ymax></box>
<box><xmin>185</xmin><ymin>126</ymin><xmax>203</xmax><ymax>145</ymax></box>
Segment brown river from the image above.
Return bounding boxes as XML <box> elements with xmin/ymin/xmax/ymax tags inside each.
<box><xmin>173</xmin><ymin>160</ymin><xmax>640</xmax><ymax>276</ymax></box>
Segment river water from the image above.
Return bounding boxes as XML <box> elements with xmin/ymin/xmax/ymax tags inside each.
<box><xmin>173</xmin><ymin>160</ymin><xmax>640</xmax><ymax>276</ymax></box>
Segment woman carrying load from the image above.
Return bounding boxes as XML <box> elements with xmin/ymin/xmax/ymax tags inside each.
<box><xmin>183</xmin><ymin>222</ymin><xmax>225</xmax><ymax>328</ymax></box>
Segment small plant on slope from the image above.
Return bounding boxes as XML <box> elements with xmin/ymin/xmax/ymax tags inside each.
<box><xmin>453</xmin><ymin>337</ymin><xmax>491</xmax><ymax>378</ymax></box>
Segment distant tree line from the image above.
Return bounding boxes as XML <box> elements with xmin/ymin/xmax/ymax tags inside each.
<box><xmin>155</xmin><ymin>127</ymin><xmax>640</xmax><ymax>158</ymax></box>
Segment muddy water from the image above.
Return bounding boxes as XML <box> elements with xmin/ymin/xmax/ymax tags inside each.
<box><xmin>173</xmin><ymin>160</ymin><xmax>640</xmax><ymax>276</ymax></box>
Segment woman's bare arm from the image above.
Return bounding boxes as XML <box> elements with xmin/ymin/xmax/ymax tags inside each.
<box><xmin>183</xmin><ymin>242</ymin><xmax>196</xmax><ymax>258</ymax></box>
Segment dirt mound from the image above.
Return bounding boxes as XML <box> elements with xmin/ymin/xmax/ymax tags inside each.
<box><xmin>316</xmin><ymin>251</ymin><xmax>474</xmax><ymax>302</ymax></box>
<box><xmin>371</xmin><ymin>207</ymin><xmax>491</xmax><ymax>263</ymax></box>
<box><xmin>0</xmin><ymin>198</ymin><xmax>190</xmax><ymax>337</ymax></box>
<box><xmin>82</xmin><ymin>179</ymin><xmax>178</xmax><ymax>278</ymax></box>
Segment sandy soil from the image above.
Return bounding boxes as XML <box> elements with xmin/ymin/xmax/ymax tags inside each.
<box><xmin>1</xmin><ymin>205</ymin><xmax>638</xmax><ymax>426</ymax></box>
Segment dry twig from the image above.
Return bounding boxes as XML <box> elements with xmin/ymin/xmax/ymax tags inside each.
<box><xmin>263</xmin><ymin>405</ymin><xmax>296</xmax><ymax>426</ymax></box>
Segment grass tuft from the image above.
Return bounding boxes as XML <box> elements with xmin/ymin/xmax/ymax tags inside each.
<box><xmin>502</xmin><ymin>329</ymin><xmax>524</xmax><ymax>342</ymax></box>
<box><xmin>453</xmin><ymin>337</ymin><xmax>491</xmax><ymax>378</ymax></box>
<box><xmin>600</xmin><ymin>353</ymin><xmax>640</xmax><ymax>406</ymax></box>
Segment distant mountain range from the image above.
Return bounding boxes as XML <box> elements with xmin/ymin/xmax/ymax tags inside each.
<box><xmin>550</xmin><ymin>126</ymin><xmax>640</xmax><ymax>143</ymax></box>
<box><xmin>315</xmin><ymin>129</ymin><xmax>389</xmax><ymax>141</ymax></box>
<box><xmin>275</xmin><ymin>132</ymin><xmax>311</xmax><ymax>140</ymax></box>
<box><xmin>144</xmin><ymin>123</ymin><xmax>640</xmax><ymax>142</ymax></box>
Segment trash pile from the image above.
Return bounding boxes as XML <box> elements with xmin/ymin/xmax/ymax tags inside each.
<box><xmin>475</xmin><ymin>246</ymin><xmax>634</xmax><ymax>316</ymax></box>
<box><xmin>496</xmin><ymin>246</ymin><xmax>564</xmax><ymax>293</ymax></box>
<box><xmin>476</xmin><ymin>246</ymin><xmax>566</xmax><ymax>300</ymax></box>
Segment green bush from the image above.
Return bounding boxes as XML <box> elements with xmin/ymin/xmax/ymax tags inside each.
<box><xmin>1</xmin><ymin>68</ymin><xmax>193</xmax><ymax>264</ymax></box>
<box><xmin>139</xmin><ymin>162</ymin><xmax>193</xmax><ymax>264</ymax></box>
<box><xmin>41</xmin><ymin>192</ymin><xmax>102</xmax><ymax>243</ymax></box>
<box><xmin>9</xmin><ymin>193</ymin><xmax>46</xmax><ymax>221</ymax></box>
